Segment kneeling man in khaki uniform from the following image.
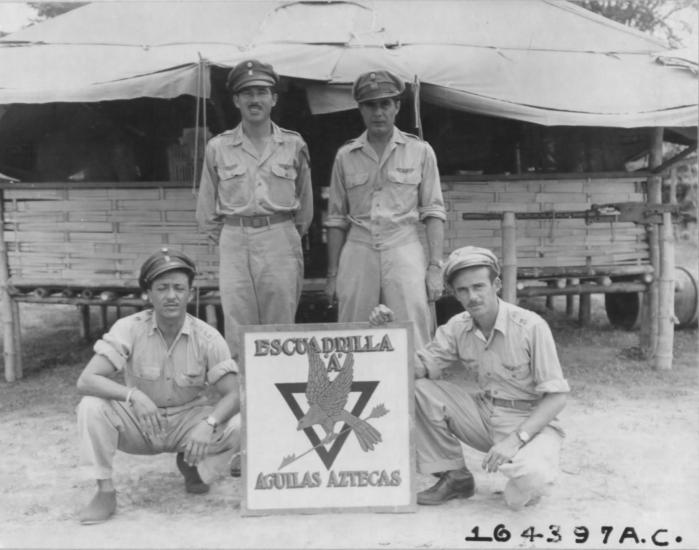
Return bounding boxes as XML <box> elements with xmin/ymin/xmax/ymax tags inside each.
<box><xmin>76</xmin><ymin>249</ymin><xmax>240</xmax><ymax>524</ymax></box>
<box><xmin>370</xmin><ymin>246</ymin><xmax>569</xmax><ymax>509</ymax></box>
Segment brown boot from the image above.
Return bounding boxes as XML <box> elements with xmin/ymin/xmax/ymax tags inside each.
<box><xmin>176</xmin><ymin>452</ymin><xmax>210</xmax><ymax>494</ymax></box>
<box><xmin>417</xmin><ymin>468</ymin><xmax>475</xmax><ymax>505</ymax></box>
<box><xmin>78</xmin><ymin>490</ymin><xmax>117</xmax><ymax>524</ymax></box>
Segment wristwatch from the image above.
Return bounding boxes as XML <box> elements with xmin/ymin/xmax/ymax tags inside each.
<box><xmin>205</xmin><ymin>415</ymin><xmax>219</xmax><ymax>430</ymax></box>
<box><xmin>516</xmin><ymin>430</ymin><xmax>531</xmax><ymax>445</ymax></box>
<box><xmin>428</xmin><ymin>260</ymin><xmax>444</xmax><ymax>270</ymax></box>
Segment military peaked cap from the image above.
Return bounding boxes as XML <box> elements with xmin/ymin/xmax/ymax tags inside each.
<box><xmin>139</xmin><ymin>248</ymin><xmax>197</xmax><ymax>290</ymax></box>
<box><xmin>443</xmin><ymin>246</ymin><xmax>501</xmax><ymax>285</ymax></box>
<box><xmin>226</xmin><ymin>59</ymin><xmax>279</xmax><ymax>93</ymax></box>
<box><xmin>352</xmin><ymin>70</ymin><xmax>405</xmax><ymax>103</ymax></box>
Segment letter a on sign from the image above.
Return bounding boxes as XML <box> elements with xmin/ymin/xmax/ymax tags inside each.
<box><xmin>239</xmin><ymin>322</ymin><xmax>416</xmax><ymax>515</ymax></box>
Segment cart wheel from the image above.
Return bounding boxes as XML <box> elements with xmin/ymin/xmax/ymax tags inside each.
<box><xmin>605</xmin><ymin>292</ymin><xmax>641</xmax><ymax>330</ymax></box>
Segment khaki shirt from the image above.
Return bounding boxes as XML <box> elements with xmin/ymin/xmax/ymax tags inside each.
<box><xmin>326</xmin><ymin>128</ymin><xmax>446</xmax><ymax>249</ymax></box>
<box><xmin>196</xmin><ymin>122</ymin><xmax>313</xmax><ymax>242</ymax></box>
<box><xmin>417</xmin><ymin>299</ymin><xmax>570</xmax><ymax>401</ymax></box>
<box><xmin>94</xmin><ymin>310</ymin><xmax>237</xmax><ymax>408</ymax></box>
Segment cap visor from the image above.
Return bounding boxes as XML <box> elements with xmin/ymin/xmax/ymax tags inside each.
<box><xmin>235</xmin><ymin>78</ymin><xmax>275</xmax><ymax>91</ymax></box>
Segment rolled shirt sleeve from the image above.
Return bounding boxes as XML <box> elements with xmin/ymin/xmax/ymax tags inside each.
<box><xmin>530</xmin><ymin>320</ymin><xmax>570</xmax><ymax>394</ymax></box>
<box><xmin>203</xmin><ymin>329</ymin><xmax>239</xmax><ymax>385</ymax></box>
<box><xmin>325</xmin><ymin>154</ymin><xmax>350</xmax><ymax>232</ymax></box>
<box><xmin>417</xmin><ymin>143</ymin><xmax>446</xmax><ymax>223</ymax></box>
<box><xmin>92</xmin><ymin>317</ymin><xmax>133</xmax><ymax>372</ymax></box>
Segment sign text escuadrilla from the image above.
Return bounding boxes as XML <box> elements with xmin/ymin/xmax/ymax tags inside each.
<box><xmin>240</xmin><ymin>322</ymin><xmax>416</xmax><ymax>515</ymax></box>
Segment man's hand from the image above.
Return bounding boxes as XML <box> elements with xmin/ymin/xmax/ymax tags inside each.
<box><xmin>369</xmin><ymin>304</ymin><xmax>395</xmax><ymax>326</ymax></box>
<box><xmin>182</xmin><ymin>421</ymin><xmax>215</xmax><ymax>466</ymax></box>
<box><xmin>426</xmin><ymin>265</ymin><xmax>444</xmax><ymax>302</ymax></box>
<box><xmin>130</xmin><ymin>389</ymin><xmax>165</xmax><ymax>437</ymax></box>
<box><xmin>482</xmin><ymin>433</ymin><xmax>522</xmax><ymax>473</ymax></box>
<box><xmin>324</xmin><ymin>275</ymin><xmax>337</xmax><ymax>302</ymax></box>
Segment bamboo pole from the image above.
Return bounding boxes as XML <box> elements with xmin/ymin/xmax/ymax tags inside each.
<box><xmin>640</xmin><ymin>128</ymin><xmax>663</xmax><ymax>360</ymax></box>
<box><xmin>0</xmin><ymin>189</ymin><xmax>19</xmax><ymax>382</ymax></box>
<box><xmin>656</xmin><ymin>209</ymin><xmax>675</xmax><ymax>369</ymax></box>
<box><xmin>501</xmin><ymin>212</ymin><xmax>517</xmax><ymax>303</ymax></box>
<box><xmin>11</xmin><ymin>299</ymin><xmax>23</xmax><ymax>379</ymax></box>
<box><xmin>578</xmin><ymin>293</ymin><xmax>591</xmax><ymax>326</ymax></box>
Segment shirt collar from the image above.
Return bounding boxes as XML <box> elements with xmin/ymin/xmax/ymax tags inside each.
<box><xmin>229</xmin><ymin>122</ymin><xmax>283</xmax><ymax>146</ymax></box>
<box><xmin>147</xmin><ymin>310</ymin><xmax>192</xmax><ymax>338</ymax></box>
<box><xmin>350</xmin><ymin>127</ymin><xmax>405</xmax><ymax>152</ymax></box>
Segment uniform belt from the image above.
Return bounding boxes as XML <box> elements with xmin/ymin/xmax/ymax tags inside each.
<box><xmin>483</xmin><ymin>392</ymin><xmax>538</xmax><ymax>411</ymax></box>
<box><xmin>157</xmin><ymin>395</ymin><xmax>209</xmax><ymax>417</ymax></box>
<box><xmin>224</xmin><ymin>212</ymin><xmax>293</xmax><ymax>228</ymax></box>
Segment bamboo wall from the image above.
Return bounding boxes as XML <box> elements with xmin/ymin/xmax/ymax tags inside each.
<box><xmin>2</xmin><ymin>183</ymin><xmax>218</xmax><ymax>290</ymax></box>
<box><xmin>2</xmin><ymin>174</ymin><xmax>649</xmax><ymax>293</ymax></box>
<box><xmin>439</xmin><ymin>173</ymin><xmax>649</xmax><ymax>274</ymax></box>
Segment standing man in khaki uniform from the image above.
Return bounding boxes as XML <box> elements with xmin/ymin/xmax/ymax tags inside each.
<box><xmin>196</xmin><ymin>59</ymin><xmax>313</xmax><ymax>357</ymax></box>
<box><xmin>76</xmin><ymin>249</ymin><xmax>241</xmax><ymax>524</ymax></box>
<box><xmin>370</xmin><ymin>246</ymin><xmax>570</xmax><ymax>510</ymax></box>
<box><xmin>325</xmin><ymin>70</ymin><xmax>446</xmax><ymax>351</ymax></box>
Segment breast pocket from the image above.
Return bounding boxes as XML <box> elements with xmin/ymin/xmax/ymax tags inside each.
<box><xmin>175</xmin><ymin>357</ymin><xmax>207</xmax><ymax>388</ymax></box>
<box><xmin>132</xmin><ymin>363</ymin><xmax>162</xmax><ymax>381</ymax></box>
<box><xmin>387</xmin><ymin>169</ymin><xmax>421</xmax><ymax>186</ymax></box>
<box><xmin>268</xmin><ymin>163</ymin><xmax>298</xmax><ymax>207</ymax></box>
<box><xmin>217</xmin><ymin>164</ymin><xmax>250</xmax><ymax>207</ymax></box>
<box><xmin>386</xmin><ymin>168</ymin><xmax>420</xmax><ymax>212</ymax></box>
<box><xmin>499</xmin><ymin>361</ymin><xmax>531</xmax><ymax>381</ymax></box>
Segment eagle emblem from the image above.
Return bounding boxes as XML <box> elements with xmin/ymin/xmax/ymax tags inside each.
<box><xmin>297</xmin><ymin>350</ymin><xmax>382</xmax><ymax>452</ymax></box>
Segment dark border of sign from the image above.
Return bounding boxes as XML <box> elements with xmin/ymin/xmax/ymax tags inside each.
<box><xmin>239</xmin><ymin>321</ymin><xmax>417</xmax><ymax>516</ymax></box>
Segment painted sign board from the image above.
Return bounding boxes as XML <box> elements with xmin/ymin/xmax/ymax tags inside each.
<box><xmin>240</xmin><ymin>322</ymin><xmax>416</xmax><ymax>515</ymax></box>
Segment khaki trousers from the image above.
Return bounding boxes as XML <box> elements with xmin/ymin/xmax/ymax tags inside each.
<box><xmin>77</xmin><ymin>396</ymin><xmax>240</xmax><ymax>484</ymax></box>
<box><xmin>337</xmin><ymin>239</ymin><xmax>432</xmax><ymax>351</ymax></box>
<box><xmin>219</xmin><ymin>220</ymin><xmax>303</xmax><ymax>358</ymax></box>
<box><xmin>415</xmin><ymin>378</ymin><xmax>563</xmax><ymax>508</ymax></box>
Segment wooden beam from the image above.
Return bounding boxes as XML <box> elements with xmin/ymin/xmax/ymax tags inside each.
<box><xmin>640</xmin><ymin>128</ymin><xmax>663</xmax><ymax>360</ymax></box>
<box><xmin>0</xmin><ymin>189</ymin><xmax>19</xmax><ymax>382</ymax></box>
<box><xmin>501</xmin><ymin>212</ymin><xmax>517</xmax><ymax>303</ymax></box>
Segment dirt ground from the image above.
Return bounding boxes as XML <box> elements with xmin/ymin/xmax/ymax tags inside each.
<box><xmin>1</xmin><ymin>238</ymin><xmax>698</xmax><ymax>550</ymax></box>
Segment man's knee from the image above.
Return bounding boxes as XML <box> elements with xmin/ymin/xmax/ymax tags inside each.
<box><xmin>77</xmin><ymin>395</ymin><xmax>110</xmax><ymax>421</ymax></box>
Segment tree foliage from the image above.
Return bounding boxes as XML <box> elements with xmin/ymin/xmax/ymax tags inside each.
<box><xmin>28</xmin><ymin>2</ymin><xmax>88</xmax><ymax>21</ymax></box>
<box><xmin>572</xmin><ymin>0</ymin><xmax>697</xmax><ymax>47</ymax></box>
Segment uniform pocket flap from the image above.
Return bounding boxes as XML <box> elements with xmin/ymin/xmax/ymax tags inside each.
<box><xmin>387</xmin><ymin>169</ymin><xmax>420</xmax><ymax>185</ymax></box>
<box><xmin>345</xmin><ymin>172</ymin><xmax>369</xmax><ymax>188</ymax></box>
<box><xmin>218</xmin><ymin>164</ymin><xmax>246</xmax><ymax>180</ymax></box>
<box><xmin>271</xmin><ymin>164</ymin><xmax>297</xmax><ymax>180</ymax></box>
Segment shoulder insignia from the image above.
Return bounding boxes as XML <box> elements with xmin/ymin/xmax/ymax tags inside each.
<box><xmin>450</xmin><ymin>311</ymin><xmax>474</xmax><ymax>331</ymax></box>
<box><xmin>403</xmin><ymin>132</ymin><xmax>422</xmax><ymax>141</ymax></box>
<box><xmin>279</xmin><ymin>127</ymin><xmax>301</xmax><ymax>137</ymax></box>
<box><xmin>508</xmin><ymin>306</ymin><xmax>533</xmax><ymax>328</ymax></box>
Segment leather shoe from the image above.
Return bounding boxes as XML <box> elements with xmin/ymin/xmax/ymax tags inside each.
<box><xmin>417</xmin><ymin>468</ymin><xmax>475</xmax><ymax>505</ymax></box>
<box><xmin>78</xmin><ymin>490</ymin><xmax>117</xmax><ymax>524</ymax></box>
<box><xmin>176</xmin><ymin>452</ymin><xmax>210</xmax><ymax>494</ymax></box>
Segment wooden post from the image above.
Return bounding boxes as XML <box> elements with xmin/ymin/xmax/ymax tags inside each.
<box><xmin>0</xmin><ymin>189</ymin><xmax>19</xmax><ymax>382</ymax></box>
<box><xmin>79</xmin><ymin>305</ymin><xmax>91</xmax><ymax>341</ymax></box>
<box><xmin>578</xmin><ymin>293</ymin><xmax>591</xmax><ymax>326</ymax></box>
<box><xmin>640</xmin><ymin>128</ymin><xmax>663</xmax><ymax>360</ymax></box>
<box><xmin>11</xmin><ymin>299</ymin><xmax>23</xmax><ymax>379</ymax></box>
<box><xmin>100</xmin><ymin>305</ymin><xmax>109</xmax><ymax>331</ymax></box>
<box><xmin>501</xmin><ymin>212</ymin><xmax>517</xmax><ymax>303</ymax></box>
<box><xmin>656</xmin><ymin>210</ymin><xmax>675</xmax><ymax>369</ymax></box>
<box><xmin>205</xmin><ymin>304</ymin><xmax>218</xmax><ymax>328</ymax></box>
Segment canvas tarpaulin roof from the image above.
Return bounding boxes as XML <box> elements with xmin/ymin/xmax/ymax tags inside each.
<box><xmin>0</xmin><ymin>0</ymin><xmax>696</xmax><ymax>128</ymax></box>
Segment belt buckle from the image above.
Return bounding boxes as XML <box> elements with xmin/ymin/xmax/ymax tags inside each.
<box><xmin>250</xmin><ymin>216</ymin><xmax>269</xmax><ymax>228</ymax></box>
